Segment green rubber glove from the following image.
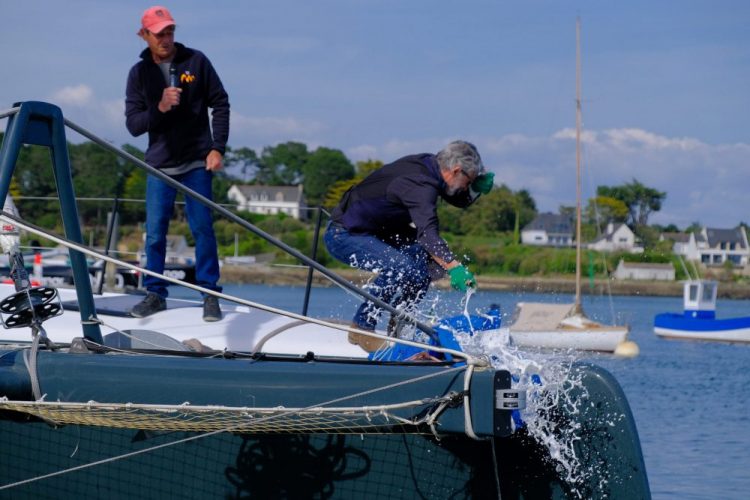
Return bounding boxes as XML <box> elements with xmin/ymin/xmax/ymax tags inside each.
<box><xmin>448</xmin><ymin>265</ymin><xmax>477</xmax><ymax>292</ymax></box>
<box><xmin>471</xmin><ymin>172</ymin><xmax>494</xmax><ymax>194</ymax></box>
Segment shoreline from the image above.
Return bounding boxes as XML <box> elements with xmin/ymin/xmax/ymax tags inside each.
<box><xmin>220</xmin><ymin>264</ymin><xmax>750</xmax><ymax>299</ymax></box>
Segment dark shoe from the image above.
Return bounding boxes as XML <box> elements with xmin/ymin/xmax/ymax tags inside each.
<box><xmin>130</xmin><ymin>292</ymin><xmax>166</xmax><ymax>318</ymax></box>
<box><xmin>203</xmin><ymin>296</ymin><xmax>222</xmax><ymax>322</ymax></box>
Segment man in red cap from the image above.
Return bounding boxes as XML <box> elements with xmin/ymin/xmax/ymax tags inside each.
<box><xmin>125</xmin><ymin>6</ymin><xmax>230</xmax><ymax>321</ymax></box>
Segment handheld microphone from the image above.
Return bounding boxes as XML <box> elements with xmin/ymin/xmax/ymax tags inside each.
<box><xmin>168</xmin><ymin>65</ymin><xmax>178</xmax><ymax>88</ymax></box>
<box><xmin>168</xmin><ymin>65</ymin><xmax>179</xmax><ymax>110</ymax></box>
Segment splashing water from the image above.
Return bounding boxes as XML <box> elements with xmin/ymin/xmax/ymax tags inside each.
<box><xmin>461</xmin><ymin>286</ymin><xmax>475</xmax><ymax>317</ymax></box>
<box><xmin>441</xmin><ymin>290</ymin><xmax>616</xmax><ymax>496</ymax></box>
<box><xmin>352</xmin><ymin>274</ymin><xmax>619</xmax><ymax>495</ymax></box>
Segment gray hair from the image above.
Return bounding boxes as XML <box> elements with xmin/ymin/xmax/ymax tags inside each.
<box><xmin>436</xmin><ymin>140</ymin><xmax>484</xmax><ymax>177</ymax></box>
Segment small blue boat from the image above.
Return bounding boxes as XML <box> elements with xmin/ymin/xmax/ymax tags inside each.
<box><xmin>654</xmin><ymin>280</ymin><xmax>750</xmax><ymax>343</ymax></box>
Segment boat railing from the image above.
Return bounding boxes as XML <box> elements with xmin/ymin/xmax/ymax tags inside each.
<box><xmin>0</xmin><ymin>102</ymin><xmax>439</xmax><ymax>342</ymax></box>
<box><xmin>10</xmin><ymin>185</ymin><xmax>331</xmax><ymax>316</ymax></box>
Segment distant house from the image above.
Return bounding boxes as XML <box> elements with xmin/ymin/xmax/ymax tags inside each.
<box><xmin>227</xmin><ymin>184</ymin><xmax>307</xmax><ymax>220</ymax></box>
<box><xmin>587</xmin><ymin>223</ymin><xmax>644</xmax><ymax>253</ymax></box>
<box><xmin>699</xmin><ymin>227</ymin><xmax>748</xmax><ymax>267</ymax></box>
<box><xmin>521</xmin><ymin>213</ymin><xmax>573</xmax><ymax>247</ymax></box>
<box><xmin>662</xmin><ymin>227</ymin><xmax>749</xmax><ymax>267</ymax></box>
<box><xmin>659</xmin><ymin>232</ymin><xmax>699</xmax><ymax>260</ymax></box>
<box><xmin>613</xmin><ymin>259</ymin><xmax>675</xmax><ymax>281</ymax></box>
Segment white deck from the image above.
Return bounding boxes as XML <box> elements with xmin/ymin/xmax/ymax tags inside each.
<box><xmin>0</xmin><ymin>284</ymin><xmax>371</xmax><ymax>358</ymax></box>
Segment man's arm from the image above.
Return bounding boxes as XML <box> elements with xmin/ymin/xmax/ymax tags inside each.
<box><xmin>391</xmin><ymin>175</ymin><xmax>455</xmax><ymax>263</ymax></box>
<box><xmin>203</xmin><ymin>57</ymin><xmax>230</xmax><ymax>156</ymax></box>
<box><xmin>125</xmin><ymin>65</ymin><xmax>169</xmax><ymax>137</ymax></box>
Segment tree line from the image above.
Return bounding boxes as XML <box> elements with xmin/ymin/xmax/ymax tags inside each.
<box><xmin>5</xmin><ymin>131</ymin><xmax>709</xmax><ymax>270</ymax></box>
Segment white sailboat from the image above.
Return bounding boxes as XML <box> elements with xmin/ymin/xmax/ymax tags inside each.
<box><xmin>508</xmin><ymin>19</ymin><xmax>634</xmax><ymax>354</ymax></box>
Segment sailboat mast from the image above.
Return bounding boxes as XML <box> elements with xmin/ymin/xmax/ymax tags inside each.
<box><xmin>574</xmin><ymin>17</ymin><xmax>583</xmax><ymax>313</ymax></box>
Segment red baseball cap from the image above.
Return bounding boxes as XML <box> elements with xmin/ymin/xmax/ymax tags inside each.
<box><xmin>141</xmin><ymin>6</ymin><xmax>176</xmax><ymax>34</ymax></box>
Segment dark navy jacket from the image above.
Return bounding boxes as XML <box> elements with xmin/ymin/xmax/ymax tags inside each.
<box><xmin>331</xmin><ymin>154</ymin><xmax>477</xmax><ymax>263</ymax></box>
<box><xmin>125</xmin><ymin>43</ymin><xmax>230</xmax><ymax>169</ymax></box>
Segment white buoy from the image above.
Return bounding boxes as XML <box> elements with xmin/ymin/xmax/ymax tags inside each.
<box><xmin>614</xmin><ymin>340</ymin><xmax>640</xmax><ymax>358</ymax></box>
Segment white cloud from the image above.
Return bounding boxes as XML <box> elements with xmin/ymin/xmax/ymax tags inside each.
<box><xmin>50</xmin><ymin>84</ymin><xmax>93</xmax><ymax>107</ymax></box>
<box><xmin>344</xmin><ymin>129</ymin><xmax>749</xmax><ymax>229</ymax></box>
<box><xmin>600</xmin><ymin>128</ymin><xmax>703</xmax><ymax>151</ymax></box>
<box><xmin>519</xmin><ymin>127</ymin><xmax>750</xmax><ymax>228</ymax></box>
<box><xmin>551</xmin><ymin>128</ymin><xmax>598</xmax><ymax>145</ymax></box>
<box><xmin>230</xmin><ymin>112</ymin><xmax>325</xmax><ymax>142</ymax></box>
<box><xmin>485</xmin><ymin>133</ymin><xmax>542</xmax><ymax>152</ymax></box>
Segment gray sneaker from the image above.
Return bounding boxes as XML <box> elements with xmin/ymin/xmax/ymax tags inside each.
<box><xmin>130</xmin><ymin>292</ymin><xmax>166</xmax><ymax>318</ymax></box>
<box><xmin>203</xmin><ymin>296</ymin><xmax>222</xmax><ymax>322</ymax></box>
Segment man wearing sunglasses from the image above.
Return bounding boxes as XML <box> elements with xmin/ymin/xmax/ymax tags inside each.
<box><xmin>325</xmin><ymin>141</ymin><xmax>494</xmax><ymax>350</ymax></box>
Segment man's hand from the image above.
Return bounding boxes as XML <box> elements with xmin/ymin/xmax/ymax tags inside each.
<box><xmin>206</xmin><ymin>150</ymin><xmax>223</xmax><ymax>172</ymax></box>
<box><xmin>471</xmin><ymin>172</ymin><xmax>494</xmax><ymax>194</ymax></box>
<box><xmin>448</xmin><ymin>265</ymin><xmax>477</xmax><ymax>292</ymax></box>
<box><xmin>157</xmin><ymin>86</ymin><xmax>182</xmax><ymax>113</ymax></box>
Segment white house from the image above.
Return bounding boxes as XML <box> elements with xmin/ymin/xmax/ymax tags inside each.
<box><xmin>227</xmin><ymin>184</ymin><xmax>307</xmax><ymax>220</ymax></box>
<box><xmin>659</xmin><ymin>232</ymin><xmax>699</xmax><ymax>260</ymax></box>
<box><xmin>662</xmin><ymin>227</ymin><xmax>749</xmax><ymax>267</ymax></box>
<box><xmin>697</xmin><ymin>227</ymin><xmax>748</xmax><ymax>267</ymax></box>
<box><xmin>613</xmin><ymin>260</ymin><xmax>675</xmax><ymax>281</ymax></box>
<box><xmin>587</xmin><ymin>223</ymin><xmax>644</xmax><ymax>253</ymax></box>
<box><xmin>521</xmin><ymin>213</ymin><xmax>573</xmax><ymax>247</ymax></box>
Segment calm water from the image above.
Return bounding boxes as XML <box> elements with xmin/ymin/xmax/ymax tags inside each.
<box><xmin>174</xmin><ymin>282</ymin><xmax>750</xmax><ymax>499</ymax></box>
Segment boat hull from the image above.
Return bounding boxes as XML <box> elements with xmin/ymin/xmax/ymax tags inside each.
<box><xmin>509</xmin><ymin>327</ymin><xmax>629</xmax><ymax>352</ymax></box>
<box><xmin>0</xmin><ymin>350</ymin><xmax>650</xmax><ymax>499</ymax></box>
<box><xmin>0</xmin><ymin>422</ymin><xmax>504</xmax><ymax>499</ymax></box>
<box><xmin>654</xmin><ymin>313</ymin><xmax>750</xmax><ymax>343</ymax></box>
<box><xmin>505</xmin><ymin>303</ymin><xmax>630</xmax><ymax>352</ymax></box>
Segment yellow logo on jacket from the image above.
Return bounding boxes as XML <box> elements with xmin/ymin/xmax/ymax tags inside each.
<box><xmin>180</xmin><ymin>71</ymin><xmax>196</xmax><ymax>84</ymax></box>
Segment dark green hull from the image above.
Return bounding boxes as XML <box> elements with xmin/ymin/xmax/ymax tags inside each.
<box><xmin>0</xmin><ymin>348</ymin><xmax>649</xmax><ymax>499</ymax></box>
<box><xmin>1</xmin><ymin>424</ymin><xmax>493</xmax><ymax>499</ymax></box>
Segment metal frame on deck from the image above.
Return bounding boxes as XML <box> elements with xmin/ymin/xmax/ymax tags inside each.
<box><xmin>0</xmin><ymin>102</ymin><xmax>440</xmax><ymax>344</ymax></box>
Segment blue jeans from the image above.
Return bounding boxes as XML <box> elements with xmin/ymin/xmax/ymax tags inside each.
<box><xmin>143</xmin><ymin>168</ymin><xmax>222</xmax><ymax>298</ymax></box>
<box><xmin>324</xmin><ymin>222</ymin><xmax>431</xmax><ymax>330</ymax></box>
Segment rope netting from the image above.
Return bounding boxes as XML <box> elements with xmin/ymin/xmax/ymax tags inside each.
<box><xmin>0</xmin><ymin>395</ymin><xmax>459</xmax><ymax>435</ymax></box>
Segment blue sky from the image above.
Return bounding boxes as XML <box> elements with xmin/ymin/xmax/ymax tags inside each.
<box><xmin>2</xmin><ymin>0</ymin><xmax>748</xmax><ymax>228</ymax></box>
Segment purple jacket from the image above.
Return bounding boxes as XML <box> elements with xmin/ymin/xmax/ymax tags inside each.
<box><xmin>125</xmin><ymin>43</ymin><xmax>229</xmax><ymax>169</ymax></box>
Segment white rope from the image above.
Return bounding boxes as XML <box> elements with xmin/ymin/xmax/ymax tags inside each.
<box><xmin>463</xmin><ymin>363</ymin><xmax>480</xmax><ymax>440</ymax></box>
<box><xmin>0</xmin><ymin>395</ymin><xmax>453</xmax><ymax>419</ymax></box>
<box><xmin>22</xmin><ymin>331</ymin><xmax>42</xmax><ymax>401</ymax></box>
<box><xmin>423</xmin><ymin>397</ymin><xmax>455</xmax><ymax>439</ymax></box>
